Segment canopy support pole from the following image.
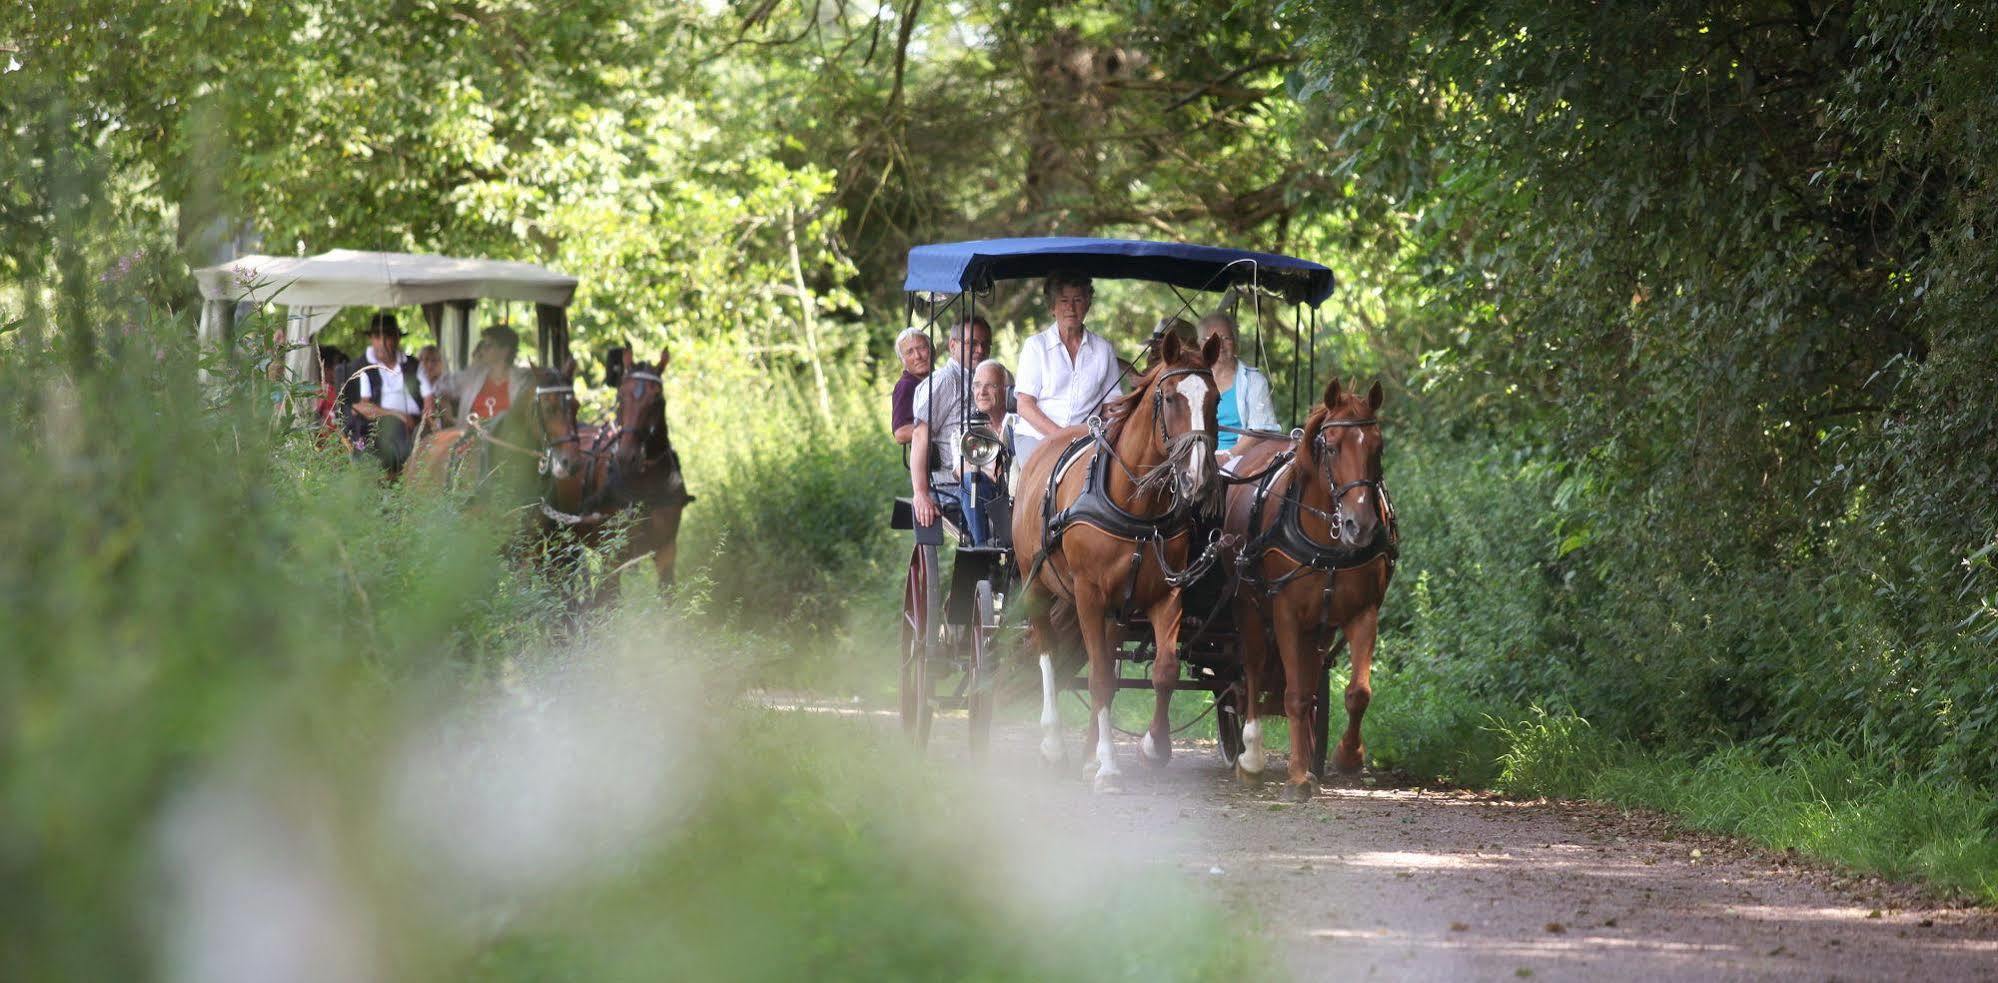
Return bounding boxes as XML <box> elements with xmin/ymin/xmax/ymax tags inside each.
<box><xmin>197</xmin><ymin>299</ymin><xmax>235</xmax><ymax>382</ymax></box>
<box><xmin>441</xmin><ymin>302</ymin><xmax>473</xmax><ymax>371</ymax></box>
<box><xmin>537</xmin><ymin>304</ymin><xmax>570</xmax><ymax>368</ymax></box>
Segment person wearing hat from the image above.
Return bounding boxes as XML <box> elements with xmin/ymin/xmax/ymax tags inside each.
<box><xmin>340</xmin><ymin>312</ymin><xmax>431</xmax><ymax>474</ymax></box>
<box><xmin>437</xmin><ymin>325</ymin><xmax>537</xmax><ymax>428</ymax></box>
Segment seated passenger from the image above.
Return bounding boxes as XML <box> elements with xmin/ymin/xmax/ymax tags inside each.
<box><xmin>1198</xmin><ymin>313</ymin><xmax>1280</xmax><ymax>470</ymax></box>
<box><xmin>437</xmin><ymin>326</ymin><xmax>535</xmax><ymax>427</ymax></box>
<box><xmin>909</xmin><ymin>319</ymin><xmax>998</xmax><ymax>544</ymax></box>
<box><xmin>340</xmin><ymin>313</ymin><xmax>428</xmax><ymax>475</ymax></box>
<box><xmin>416</xmin><ymin>344</ymin><xmax>446</xmax><ymax>428</ymax></box>
<box><xmin>969</xmin><ymin>359</ymin><xmax>1013</xmax><ymax>482</ymax></box>
<box><xmin>1013</xmin><ymin>271</ymin><xmax>1123</xmax><ymax>467</ymax></box>
<box><xmin>889</xmin><ymin>327</ymin><xmax>933</xmax><ymax>446</ymax></box>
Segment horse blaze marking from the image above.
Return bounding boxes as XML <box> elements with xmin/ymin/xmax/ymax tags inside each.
<box><xmin>1175</xmin><ymin>375</ymin><xmax>1210</xmax><ymax>430</ymax></box>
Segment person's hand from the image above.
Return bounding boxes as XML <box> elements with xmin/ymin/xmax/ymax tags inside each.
<box><xmin>913</xmin><ymin>490</ymin><xmax>940</xmax><ymax>527</ymax></box>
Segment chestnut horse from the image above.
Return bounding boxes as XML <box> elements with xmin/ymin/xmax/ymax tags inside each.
<box><xmin>1012</xmin><ymin>330</ymin><xmax>1224</xmax><ymax>792</ymax></box>
<box><xmin>550</xmin><ymin>349</ymin><xmax>693</xmax><ymax>591</ymax></box>
<box><xmin>406</xmin><ymin>363</ymin><xmax>586</xmax><ymax>498</ymax></box>
<box><xmin>1223</xmin><ymin>378</ymin><xmax>1396</xmax><ymax>801</ymax></box>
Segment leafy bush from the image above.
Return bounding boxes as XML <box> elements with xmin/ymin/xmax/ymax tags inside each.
<box><xmin>1</xmin><ymin>264</ymin><xmax>1261</xmax><ymax>980</ymax></box>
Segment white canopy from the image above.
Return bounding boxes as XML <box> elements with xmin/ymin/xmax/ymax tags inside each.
<box><xmin>193</xmin><ymin>249</ymin><xmax>578</xmax><ymax>385</ymax></box>
<box><xmin>194</xmin><ymin>249</ymin><xmax>578</xmax><ymax>308</ymax></box>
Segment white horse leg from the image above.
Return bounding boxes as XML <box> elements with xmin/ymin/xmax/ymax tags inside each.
<box><xmin>1239</xmin><ymin>717</ymin><xmax>1267</xmax><ymax>775</ymax></box>
<box><xmin>1093</xmin><ymin>707</ymin><xmax>1121</xmax><ymax>792</ymax></box>
<box><xmin>1038</xmin><ymin>654</ymin><xmax>1063</xmax><ymax>763</ymax></box>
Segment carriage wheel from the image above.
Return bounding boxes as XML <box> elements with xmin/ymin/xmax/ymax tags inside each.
<box><xmin>967</xmin><ymin>579</ymin><xmax>999</xmax><ymax>756</ymax></box>
<box><xmin>899</xmin><ymin>545</ymin><xmax>935</xmax><ymax>745</ymax></box>
<box><xmin>1215</xmin><ymin>682</ymin><xmax>1245</xmax><ymax>767</ymax></box>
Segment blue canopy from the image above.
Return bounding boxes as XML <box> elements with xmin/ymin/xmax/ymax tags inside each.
<box><xmin>904</xmin><ymin>237</ymin><xmax>1336</xmax><ymax>307</ymax></box>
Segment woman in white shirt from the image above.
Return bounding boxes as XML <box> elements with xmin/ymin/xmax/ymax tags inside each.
<box><xmin>1197</xmin><ymin>313</ymin><xmax>1280</xmax><ymax>470</ymax></box>
<box><xmin>1013</xmin><ymin>272</ymin><xmax>1125</xmax><ymax>467</ymax></box>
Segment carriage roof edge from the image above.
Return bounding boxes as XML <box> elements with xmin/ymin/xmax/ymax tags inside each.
<box><xmin>902</xmin><ymin>237</ymin><xmax>1336</xmax><ymax>308</ymax></box>
<box><xmin>192</xmin><ymin>249</ymin><xmax>581</xmax><ymax>381</ymax></box>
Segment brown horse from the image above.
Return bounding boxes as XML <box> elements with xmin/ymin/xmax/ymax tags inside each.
<box><xmin>1012</xmin><ymin>330</ymin><xmax>1225</xmax><ymax>792</ymax></box>
<box><xmin>1223</xmin><ymin>378</ymin><xmax>1396</xmax><ymax>801</ymax></box>
<box><xmin>550</xmin><ymin>349</ymin><xmax>693</xmax><ymax>592</ymax></box>
<box><xmin>406</xmin><ymin>363</ymin><xmax>586</xmax><ymax>498</ymax></box>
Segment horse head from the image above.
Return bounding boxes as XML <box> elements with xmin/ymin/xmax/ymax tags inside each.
<box><xmin>1116</xmin><ymin>329</ymin><xmax>1224</xmax><ymax>508</ymax></box>
<box><xmin>1305</xmin><ymin>378</ymin><xmax>1387</xmax><ymax>546</ymax></box>
<box><xmin>611</xmin><ymin>347</ymin><xmax>669</xmax><ymax>474</ymax></box>
<box><xmin>529</xmin><ymin>361</ymin><xmax>585</xmax><ymax>481</ymax></box>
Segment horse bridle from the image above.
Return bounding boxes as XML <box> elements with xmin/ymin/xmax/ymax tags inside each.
<box><xmin>532</xmin><ymin>383</ymin><xmax>581</xmax><ymax>476</ymax></box>
<box><xmin>611</xmin><ymin>370</ymin><xmax>668</xmax><ymax>461</ymax></box>
<box><xmin>1307</xmin><ymin>418</ymin><xmax>1386</xmax><ymax>537</ymax></box>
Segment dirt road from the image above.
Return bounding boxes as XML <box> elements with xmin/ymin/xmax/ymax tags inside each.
<box><xmin>928</xmin><ymin>711</ymin><xmax>1998</xmax><ymax>981</ymax></box>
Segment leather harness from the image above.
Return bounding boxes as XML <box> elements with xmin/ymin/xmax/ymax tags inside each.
<box><xmin>1236</xmin><ymin>418</ymin><xmax>1399</xmax><ymax>638</ymax></box>
<box><xmin>1023</xmin><ymin>367</ymin><xmax>1231</xmax><ymax>622</ymax></box>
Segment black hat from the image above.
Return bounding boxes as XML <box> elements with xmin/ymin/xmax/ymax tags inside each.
<box><xmin>366</xmin><ymin>312</ymin><xmax>403</xmax><ymax>338</ymax></box>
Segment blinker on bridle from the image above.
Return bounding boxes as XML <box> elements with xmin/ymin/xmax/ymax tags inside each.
<box><xmin>1307</xmin><ymin>417</ymin><xmax>1385</xmax><ymax>535</ymax></box>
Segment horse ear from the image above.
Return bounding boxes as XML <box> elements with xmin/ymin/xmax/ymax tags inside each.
<box><xmin>620</xmin><ymin>347</ymin><xmax>634</xmax><ymax>372</ymax></box>
<box><xmin>1157</xmin><ymin>329</ymin><xmax>1184</xmax><ymax>365</ymax></box>
<box><xmin>1200</xmin><ymin>330</ymin><xmax>1224</xmax><ymax>368</ymax></box>
<box><xmin>561</xmin><ymin>357</ymin><xmax>576</xmax><ymax>381</ymax></box>
<box><xmin>1322</xmin><ymin>376</ymin><xmax>1343</xmax><ymax>409</ymax></box>
<box><xmin>1368</xmin><ymin>380</ymin><xmax>1384</xmax><ymax>411</ymax></box>
<box><xmin>658</xmin><ymin>348</ymin><xmax>671</xmax><ymax>373</ymax></box>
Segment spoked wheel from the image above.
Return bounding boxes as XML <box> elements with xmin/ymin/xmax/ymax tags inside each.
<box><xmin>1215</xmin><ymin>682</ymin><xmax>1245</xmax><ymax>767</ymax></box>
<box><xmin>899</xmin><ymin>545</ymin><xmax>936</xmax><ymax>745</ymax></box>
<box><xmin>968</xmin><ymin>579</ymin><xmax>998</xmax><ymax>756</ymax></box>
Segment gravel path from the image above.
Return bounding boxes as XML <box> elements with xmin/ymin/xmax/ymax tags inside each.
<box><xmin>931</xmin><ymin>710</ymin><xmax>1998</xmax><ymax>981</ymax></box>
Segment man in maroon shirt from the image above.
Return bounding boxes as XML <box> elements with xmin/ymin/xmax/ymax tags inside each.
<box><xmin>890</xmin><ymin>327</ymin><xmax>933</xmax><ymax>445</ymax></box>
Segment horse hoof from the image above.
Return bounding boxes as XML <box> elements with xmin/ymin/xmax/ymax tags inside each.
<box><xmin>1281</xmin><ymin>779</ymin><xmax>1318</xmax><ymax>803</ymax></box>
<box><xmin>1140</xmin><ymin>731</ymin><xmax>1170</xmax><ymax>765</ymax></box>
<box><xmin>1092</xmin><ymin>772</ymin><xmax>1124</xmax><ymax>795</ymax></box>
<box><xmin>1040</xmin><ymin>734</ymin><xmax>1065</xmax><ymax>764</ymax></box>
<box><xmin>1332</xmin><ymin>744</ymin><xmax>1366</xmax><ymax>776</ymax></box>
<box><xmin>1234</xmin><ymin>763</ymin><xmax>1261</xmax><ymax>787</ymax></box>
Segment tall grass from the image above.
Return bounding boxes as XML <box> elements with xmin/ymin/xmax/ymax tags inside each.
<box><xmin>0</xmin><ymin>274</ymin><xmax>1263</xmax><ymax>978</ymax></box>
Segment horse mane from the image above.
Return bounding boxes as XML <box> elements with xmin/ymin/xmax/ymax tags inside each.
<box><xmin>1102</xmin><ymin>349</ymin><xmax>1207</xmax><ymax>444</ymax></box>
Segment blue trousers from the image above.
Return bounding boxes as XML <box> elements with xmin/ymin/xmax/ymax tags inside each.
<box><xmin>931</xmin><ymin>473</ymin><xmax>999</xmax><ymax>546</ymax></box>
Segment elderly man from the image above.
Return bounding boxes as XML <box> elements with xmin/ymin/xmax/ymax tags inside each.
<box><xmin>890</xmin><ymin>327</ymin><xmax>935</xmax><ymax>445</ymax></box>
<box><xmin>909</xmin><ymin>316</ymin><xmax>996</xmax><ymax>541</ymax></box>
<box><xmin>438</xmin><ymin>326</ymin><xmax>536</xmax><ymax>427</ymax></box>
<box><xmin>1013</xmin><ymin>272</ymin><xmax>1123</xmax><ymax>467</ymax></box>
<box><xmin>341</xmin><ymin>312</ymin><xmax>430</xmax><ymax>474</ymax></box>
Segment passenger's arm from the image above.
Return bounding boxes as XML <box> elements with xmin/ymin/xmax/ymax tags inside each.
<box><xmin>893</xmin><ymin>422</ymin><xmax>916</xmax><ymax>445</ymax></box>
<box><xmin>1245</xmin><ymin>370</ymin><xmax>1281</xmax><ymax>432</ymax></box>
<box><xmin>910</xmin><ymin>421</ymin><xmax>939</xmax><ymax>526</ymax></box>
<box><xmin>1016</xmin><ymin>394</ymin><xmax>1061</xmax><ymax>440</ymax></box>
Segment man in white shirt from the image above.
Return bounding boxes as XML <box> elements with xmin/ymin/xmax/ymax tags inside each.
<box><xmin>1013</xmin><ymin>271</ymin><xmax>1125</xmax><ymax>467</ymax></box>
<box><xmin>909</xmin><ymin>317</ymin><xmax>996</xmax><ymax>541</ymax></box>
<box><xmin>341</xmin><ymin>312</ymin><xmax>432</xmax><ymax>474</ymax></box>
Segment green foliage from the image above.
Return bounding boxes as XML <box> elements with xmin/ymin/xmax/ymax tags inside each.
<box><xmin>674</xmin><ymin>369</ymin><xmax>906</xmax><ymax>635</ymax></box>
<box><xmin>0</xmin><ymin>248</ymin><xmax>1259</xmax><ymax>982</ymax></box>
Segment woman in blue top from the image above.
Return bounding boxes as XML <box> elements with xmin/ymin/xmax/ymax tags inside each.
<box><xmin>1198</xmin><ymin>313</ymin><xmax>1281</xmax><ymax>470</ymax></box>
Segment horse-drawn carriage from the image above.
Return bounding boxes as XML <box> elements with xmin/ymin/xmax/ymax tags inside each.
<box><xmin>894</xmin><ymin>237</ymin><xmax>1397</xmax><ymax>799</ymax></box>
<box><xmin>193</xmin><ymin>250</ymin><xmax>692</xmax><ymax>589</ymax></box>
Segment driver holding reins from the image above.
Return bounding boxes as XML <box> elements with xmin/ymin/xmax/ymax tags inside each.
<box><xmin>1012</xmin><ymin>271</ymin><xmax>1125</xmax><ymax>468</ymax></box>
